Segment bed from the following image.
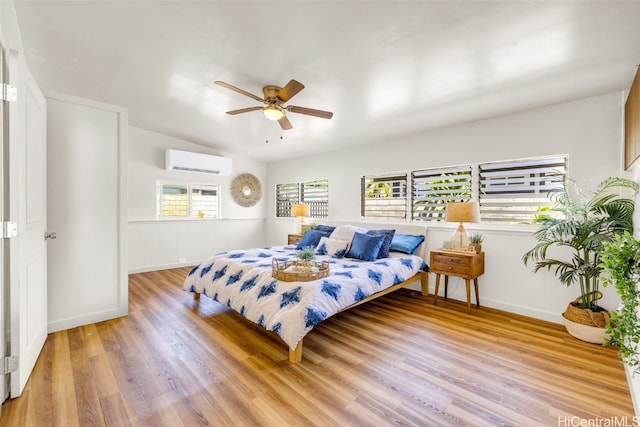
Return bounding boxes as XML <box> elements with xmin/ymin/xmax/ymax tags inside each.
<box><xmin>183</xmin><ymin>223</ymin><xmax>429</xmax><ymax>362</ymax></box>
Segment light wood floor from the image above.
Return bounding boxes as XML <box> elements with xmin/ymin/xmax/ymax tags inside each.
<box><xmin>0</xmin><ymin>267</ymin><xmax>634</xmax><ymax>426</ymax></box>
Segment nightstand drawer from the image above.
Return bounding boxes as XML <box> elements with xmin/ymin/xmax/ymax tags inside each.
<box><xmin>430</xmin><ymin>251</ymin><xmax>484</xmax><ymax>278</ymax></box>
<box><xmin>431</xmin><ymin>253</ymin><xmax>472</xmax><ymax>271</ymax></box>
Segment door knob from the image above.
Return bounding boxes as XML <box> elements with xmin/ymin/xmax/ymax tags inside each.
<box><xmin>44</xmin><ymin>232</ymin><xmax>57</xmax><ymax>240</ymax></box>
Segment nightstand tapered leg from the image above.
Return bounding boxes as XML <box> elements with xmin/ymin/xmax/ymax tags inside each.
<box><xmin>433</xmin><ymin>273</ymin><xmax>441</xmax><ymax>305</ymax></box>
<box><xmin>474</xmin><ymin>278</ymin><xmax>480</xmax><ymax>307</ymax></box>
<box><xmin>465</xmin><ymin>279</ymin><xmax>471</xmax><ymax>313</ymax></box>
<box><xmin>444</xmin><ymin>275</ymin><xmax>449</xmax><ymax>299</ymax></box>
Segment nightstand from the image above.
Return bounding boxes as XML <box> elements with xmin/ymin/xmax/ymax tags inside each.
<box><xmin>430</xmin><ymin>249</ymin><xmax>485</xmax><ymax>313</ymax></box>
<box><xmin>288</xmin><ymin>233</ymin><xmax>303</xmax><ymax>245</ymax></box>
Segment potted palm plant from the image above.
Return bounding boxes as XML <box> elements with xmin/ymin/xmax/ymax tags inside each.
<box><xmin>523</xmin><ymin>176</ymin><xmax>639</xmax><ymax>343</ymax></box>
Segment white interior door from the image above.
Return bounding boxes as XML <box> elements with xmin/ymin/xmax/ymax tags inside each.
<box><xmin>46</xmin><ymin>94</ymin><xmax>127</xmax><ymax>333</ymax></box>
<box><xmin>8</xmin><ymin>49</ymin><xmax>48</xmax><ymax>397</ymax></box>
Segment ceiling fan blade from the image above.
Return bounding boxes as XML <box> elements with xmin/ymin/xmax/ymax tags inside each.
<box><xmin>278</xmin><ymin>116</ymin><xmax>293</xmax><ymax>130</ymax></box>
<box><xmin>225</xmin><ymin>106</ymin><xmax>263</xmax><ymax>115</ymax></box>
<box><xmin>215</xmin><ymin>81</ymin><xmax>264</xmax><ymax>102</ymax></box>
<box><xmin>277</xmin><ymin>80</ymin><xmax>305</xmax><ymax>102</ymax></box>
<box><xmin>287</xmin><ymin>105</ymin><xmax>334</xmax><ymax>119</ymax></box>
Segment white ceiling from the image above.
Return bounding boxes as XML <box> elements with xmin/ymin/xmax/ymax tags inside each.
<box><xmin>12</xmin><ymin>1</ymin><xmax>640</xmax><ymax>163</ymax></box>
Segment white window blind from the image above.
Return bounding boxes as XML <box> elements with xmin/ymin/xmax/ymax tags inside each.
<box><xmin>411</xmin><ymin>166</ymin><xmax>472</xmax><ymax>222</ymax></box>
<box><xmin>361</xmin><ymin>174</ymin><xmax>408</xmax><ymax>219</ymax></box>
<box><xmin>275</xmin><ymin>182</ymin><xmax>300</xmax><ymax>217</ymax></box>
<box><xmin>302</xmin><ymin>179</ymin><xmax>329</xmax><ymax>218</ymax></box>
<box><xmin>479</xmin><ymin>155</ymin><xmax>567</xmax><ymax>224</ymax></box>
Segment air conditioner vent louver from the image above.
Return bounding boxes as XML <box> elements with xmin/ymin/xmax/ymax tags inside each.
<box><xmin>165</xmin><ymin>149</ymin><xmax>232</xmax><ymax>176</ymax></box>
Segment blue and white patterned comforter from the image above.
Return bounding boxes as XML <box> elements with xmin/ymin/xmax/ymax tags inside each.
<box><xmin>183</xmin><ymin>245</ymin><xmax>429</xmax><ymax>349</ymax></box>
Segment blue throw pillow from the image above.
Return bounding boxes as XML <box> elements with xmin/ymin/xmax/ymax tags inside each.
<box><xmin>295</xmin><ymin>230</ymin><xmax>331</xmax><ymax>249</ymax></box>
<box><xmin>313</xmin><ymin>224</ymin><xmax>336</xmax><ymax>234</ymax></box>
<box><xmin>389</xmin><ymin>233</ymin><xmax>425</xmax><ymax>255</ymax></box>
<box><xmin>366</xmin><ymin>229</ymin><xmax>396</xmax><ymax>259</ymax></box>
<box><xmin>346</xmin><ymin>232</ymin><xmax>385</xmax><ymax>261</ymax></box>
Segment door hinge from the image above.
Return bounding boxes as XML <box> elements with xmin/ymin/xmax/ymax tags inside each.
<box><xmin>1</xmin><ymin>83</ymin><xmax>17</xmax><ymax>102</ymax></box>
<box><xmin>2</xmin><ymin>356</ymin><xmax>18</xmax><ymax>375</ymax></box>
<box><xmin>1</xmin><ymin>221</ymin><xmax>18</xmax><ymax>239</ymax></box>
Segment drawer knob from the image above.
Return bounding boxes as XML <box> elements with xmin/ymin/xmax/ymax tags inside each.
<box><xmin>448</xmin><ymin>266</ymin><xmax>453</xmax><ymax>270</ymax></box>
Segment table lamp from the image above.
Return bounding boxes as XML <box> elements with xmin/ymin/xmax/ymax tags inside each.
<box><xmin>291</xmin><ymin>203</ymin><xmax>310</xmax><ymax>233</ymax></box>
<box><xmin>445</xmin><ymin>201</ymin><xmax>480</xmax><ymax>250</ymax></box>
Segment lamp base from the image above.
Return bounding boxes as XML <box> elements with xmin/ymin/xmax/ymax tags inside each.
<box><xmin>450</xmin><ymin>223</ymin><xmax>470</xmax><ymax>250</ymax></box>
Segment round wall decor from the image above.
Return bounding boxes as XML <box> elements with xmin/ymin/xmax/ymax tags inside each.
<box><xmin>230</xmin><ymin>173</ymin><xmax>262</xmax><ymax>207</ymax></box>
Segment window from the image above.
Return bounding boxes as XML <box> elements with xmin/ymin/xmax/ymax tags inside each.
<box><xmin>361</xmin><ymin>174</ymin><xmax>407</xmax><ymax>219</ymax></box>
<box><xmin>276</xmin><ymin>182</ymin><xmax>300</xmax><ymax>217</ymax></box>
<box><xmin>158</xmin><ymin>183</ymin><xmax>219</xmax><ymax>218</ymax></box>
<box><xmin>479</xmin><ymin>155</ymin><xmax>567</xmax><ymax>224</ymax></box>
<box><xmin>302</xmin><ymin>179</ymin><xmax>329</xmax><ymax>218</ymax></box>
<box><xmin>276</xmin><ymin>179</ymin><xmax>329</xmax><ymax>218</ymax></box>
<box><xmin>411</xmin><ymin>166</ymin><xmax>472</xmax><ymax>222</ymax></box>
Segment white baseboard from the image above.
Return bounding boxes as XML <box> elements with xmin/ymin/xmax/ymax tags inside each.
<box><xmin>406</xmin><ymin>281</ymin><xmax>563</xmax><ymax>324</ymax></box>
<box><xmin>128</xmin><ymin>261</ymin><xmax>201</xmax><ymax>274</ymax></box>
<box><xmin>48</xmin><ymin>307</ymin><xmax>128</xmax><ymax>333</ymax></box>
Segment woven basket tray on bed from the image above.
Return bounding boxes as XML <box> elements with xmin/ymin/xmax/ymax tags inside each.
<box><xmin>272</xmin><ymin>258</ymin><xmax>330</xmax><ymax>282</ymax></box>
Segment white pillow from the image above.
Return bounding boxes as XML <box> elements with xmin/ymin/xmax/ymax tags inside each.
<box><xmin>329</xmin><ymin>224</ymin><xmax>367</xmax><ymax>242</ymax></box>
<box><xmin>316</xmin><ymin>237</ymin><xmax>349</xmax><ymax>258</ymax></box>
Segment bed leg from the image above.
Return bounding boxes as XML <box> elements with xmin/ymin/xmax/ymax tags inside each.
<box><xmin>420</xmin><ymin>272</ymin><xmax>429</xmax><ymax>297</ymax></box>
<box><xmin>193</xmin><ymin>292</ymin><xmax>200</xmax><ymax>301</ymax></box>
<box><xmin>289</xmin><ymin>340</ymin><xmax>303</xmax><ymax>363</ymax></box>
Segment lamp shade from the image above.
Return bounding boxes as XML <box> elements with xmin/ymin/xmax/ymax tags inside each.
<box><xmin>291</xmin><ymin>203</ymin><xmax>310</xmax><ymax>217</ymax></box>
<box><xmin>445</xmin><ymin>201</ymin><xmax>480</xmax><ymax>223</ymax></box>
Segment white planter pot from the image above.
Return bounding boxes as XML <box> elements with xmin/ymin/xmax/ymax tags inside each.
<box><xmin>562</xmin><ymin>314</ymin><xmax>610</xmax><ymax>344</ymax></box>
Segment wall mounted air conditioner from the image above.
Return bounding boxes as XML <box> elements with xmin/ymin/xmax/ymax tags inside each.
<box><xmin>165</xmin><ymin>149</ymin><xmax>232</xmax><ymax>175</ymax></box>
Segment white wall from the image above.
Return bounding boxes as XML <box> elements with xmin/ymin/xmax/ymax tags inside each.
<box><xmin>128</xmin><ymin>125</ymin><xmax>267</xmax><ymax>221</ymax></box>
<box><xmin>266</xmin><ymin>92</ymin><xmax>628</xmax><ymax>324</ymax></box>
<box><xmin>127</xmin><ymin>126</ymin><xmax>269</xmax><ymax>272</ymax></box>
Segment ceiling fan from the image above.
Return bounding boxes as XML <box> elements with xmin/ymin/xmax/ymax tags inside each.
<box><xmin>214</xmin><ymin>79</ymin><xmax>333</xmax><ymax>130</ymax></box>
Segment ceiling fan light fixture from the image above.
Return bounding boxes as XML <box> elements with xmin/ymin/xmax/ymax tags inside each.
<box><xmin>263</xmin><ymin>104</ymin><xmax>284</xmax><ymax>121</ymax></box>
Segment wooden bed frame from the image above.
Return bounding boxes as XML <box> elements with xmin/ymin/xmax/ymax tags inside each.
<box><xmin>192</xmin><ymin>269</ymin><xmax>429</xmax><ymax>363</ymax></box>
<box><xmin>286</xmin><ymin>270</ymin><xmax>428</xmax><ymax>362</ymax></box>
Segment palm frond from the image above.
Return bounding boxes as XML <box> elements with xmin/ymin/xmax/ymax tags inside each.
<box><xmin>523</xmin><ymin>176</ymin><xmax>639</xmax><ymax>302</ymax></box>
